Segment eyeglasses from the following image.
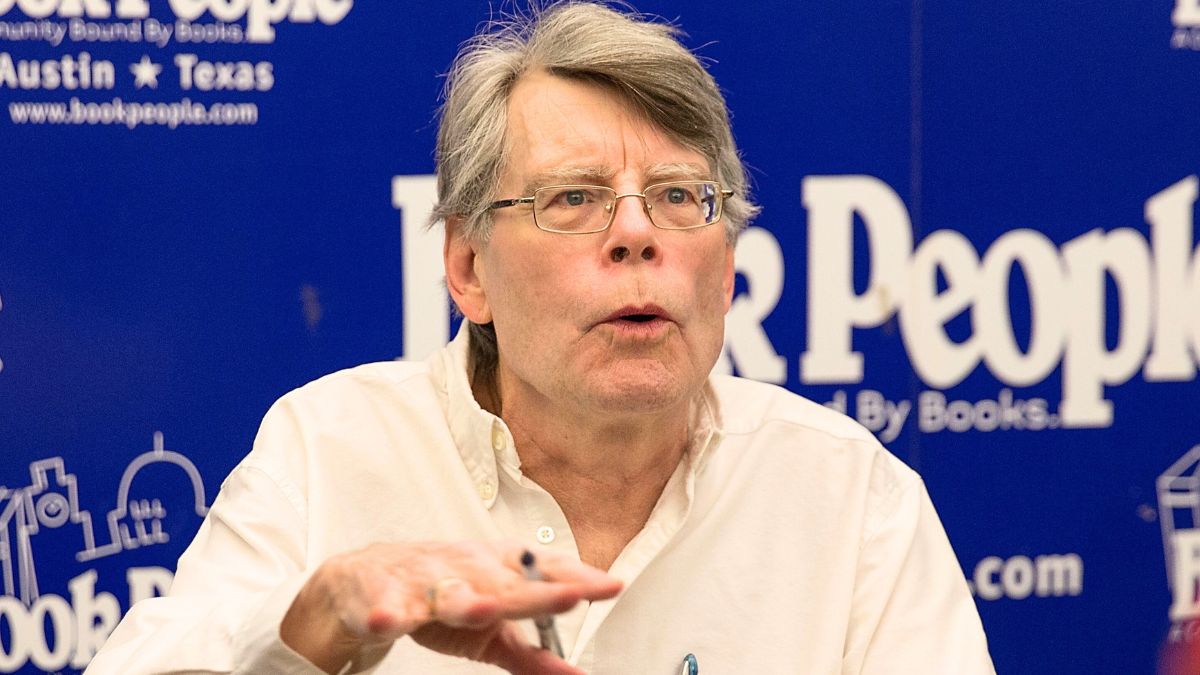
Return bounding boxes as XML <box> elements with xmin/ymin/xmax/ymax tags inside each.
<box><xmin>487</xmin><ymin>180</ymin><xmax>733</xmax><ymax>234</ymax></box>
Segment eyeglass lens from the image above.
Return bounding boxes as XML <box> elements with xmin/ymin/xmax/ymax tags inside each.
<box><xmin>532</xmin><ymin>182</ymin><xmax>720</xmax><ymax>233</ymax></box>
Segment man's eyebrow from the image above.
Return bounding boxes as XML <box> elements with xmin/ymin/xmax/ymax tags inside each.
<box><xmin>643</xmin><ymin>162</ymin><xmax>712</xmax><ymax>183</ymax></box>
<box><xmin>522</xmin><ymin>166</ymin><xmax>616</xmax><ymax>193</ymax></box>
<box><xmin>519</xmin><ymin>162</ymin><xmax>711</xmax><ymax>194</ymax></box>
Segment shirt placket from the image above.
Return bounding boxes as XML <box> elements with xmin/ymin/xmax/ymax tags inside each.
<box><xmin>487</xmin><ymin>418</ymin><xmax>591</xmax><ymax>657</ymax></box>
<box><xmin>571</xmin><ymin>427</ymin><xmax>720</xmax><ymax>672</ymax></box>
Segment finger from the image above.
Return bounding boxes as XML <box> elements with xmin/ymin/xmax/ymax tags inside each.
<box><xmin>489</xmin><ymin>544</ymin><xmax>622</xmax><ymax>592</ymax></box>
<box><xmin>530</xmin><ymin>552</ymin><xmax>624</xmax><ymax>599</ymax></box>
<box><xmin>431</xmin><ymin>578</ymin><xmax>503</xmax><ymax>630</ymax></box>
<box><xmin>439</xmin><ymin>561</ymin><xmax>611</xmax><ymax>624</ymax></box>
<box><xmin>364</xmin><ymin>578</ymin><xmax>431</xmax><ymax>638</ymax></box>
<box><xmin>492</xmin><ymin>580</ymin><xmax>589</xmax><ymax>619</ymax></box>
<box><xmin>484</xmin><ymin>621</ymin><xmax>585</xmax><ymax>675</ymax></box>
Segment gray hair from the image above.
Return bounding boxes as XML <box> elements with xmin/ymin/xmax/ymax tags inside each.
<box><xmin>431</xmin><ymin>1</ymin><xmax>759</xmax><ymax>379</ymax></box>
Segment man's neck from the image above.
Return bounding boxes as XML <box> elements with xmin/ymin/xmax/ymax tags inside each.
<box><xmin>471</xmin><ymin>364</ymin><xmax>692</xmax><ymax>569</ymax></box>
<box><xmin>505</xmin><ymin>400</ymin><xmax>689</xmax><ymax>491</ymax></box>
<box><xmin>472</xmin><ymin>361</ymin><xmax>692</xmax><ymax>480</ymax></box>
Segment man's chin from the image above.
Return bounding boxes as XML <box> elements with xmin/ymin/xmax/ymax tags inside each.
<box><xmin>580</xmin><ymin>367</ymin><xmax>692</xmax><ymax>413</ymax></box>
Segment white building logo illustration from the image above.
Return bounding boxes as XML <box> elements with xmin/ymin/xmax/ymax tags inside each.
<box><xmin>0</xmin><ymin>431</ymin><xmax>208</xmax><ymax>607</ymax></box>
<box><xmin>1159</xmin><ymin>444</ymin><xmax>1200</xmax><ymax>628</ymax></box>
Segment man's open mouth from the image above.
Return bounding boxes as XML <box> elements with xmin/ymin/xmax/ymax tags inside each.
<box><xmin>600</xmin><ymin>304</ymin><xmax>672</xmax><ymax>326</ymax></box>
<box><xmin>620</xmin><ymin>314</ymin><xmax>658</xmax><ymax>323</ymax></box>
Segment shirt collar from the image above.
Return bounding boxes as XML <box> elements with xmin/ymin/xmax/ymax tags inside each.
<box><xmin>689</xmin><ymin>379</ymin><xmax>722</xmax><ymax>476</ymax></box>
<box><xmin>436</xmin><ymin>323</ymin><xmax>503</xmax><ymax>508</ymax></box>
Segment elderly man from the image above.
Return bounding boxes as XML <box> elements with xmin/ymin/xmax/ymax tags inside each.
<box><xmin>88</xmin><ymin>3</ymin><xmax>993</xmax><ymax>674</ymax></box>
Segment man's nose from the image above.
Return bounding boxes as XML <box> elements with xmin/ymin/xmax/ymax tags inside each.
<box><xmin>606</xmin><ymin>193</ymin><xmax>658</xmax><ymax>264</ymax></box>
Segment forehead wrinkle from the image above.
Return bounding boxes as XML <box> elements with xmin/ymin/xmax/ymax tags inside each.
<box><xmin>505</xmin><ymin>74</ymin><xmax>711</xmax><ymax>196</ymax></box>
<box><xmin>614</xmin><ymin>112</ymin><xmax>711</xmax><ymax>186</ymax></box>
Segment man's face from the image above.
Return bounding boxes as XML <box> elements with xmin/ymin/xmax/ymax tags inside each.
<box><xmin>457</xmin><ymin>72</ymin><xmax>735</xmax><ymax>416</ymax></box>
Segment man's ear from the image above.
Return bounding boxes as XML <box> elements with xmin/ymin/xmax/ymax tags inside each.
<box><xmin>722</xmin><ymin>241</ymin><xmax>736</xmax><ymax>312</ymax></box>
<box><xmin>444</xmin><ymin>216</ymin><xmax>492</xmax><ymax>324</ymax></box>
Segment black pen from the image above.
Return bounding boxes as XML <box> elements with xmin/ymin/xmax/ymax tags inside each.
<box><xmin>520</xmin><ymin>550</ymin><xmax>565</xmax><ymax>658</ymax></box>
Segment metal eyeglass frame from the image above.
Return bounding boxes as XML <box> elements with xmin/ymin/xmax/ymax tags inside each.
<box><xmin>486</xmin><ymin>180</ymin><xmax>734</xmax><ymax>234</ymax></box>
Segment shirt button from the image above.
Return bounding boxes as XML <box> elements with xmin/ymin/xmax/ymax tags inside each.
<box><xmin>477</xmin><ymin>481</ymin><xmax>496</xmax><ymax>500</ymax></box>
<box><xmin>536</xmin><ymin>526</ymin><xmax>556</xmax><ymax>544</ymax></box>
<box><xmin>491</xmin><ymin>424</ymin><xmax>505</xmax><ymax>451</ymax></box>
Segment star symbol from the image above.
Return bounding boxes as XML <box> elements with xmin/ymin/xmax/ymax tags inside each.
<box><xmin>130</xmin><ymin>55</ymin><xmax>162</xmax><ymax>89</ymax></box>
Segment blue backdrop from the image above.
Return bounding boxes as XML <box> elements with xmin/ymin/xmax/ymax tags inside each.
<box><xmin>2</xmin><ymin>1</ymin><xmax>1198</xmax><ymax>673</ymax></box>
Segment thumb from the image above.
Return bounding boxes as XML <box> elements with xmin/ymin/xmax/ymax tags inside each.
<box><xmin>482</xmin><ymin>622</ymin><xmax>584</xmax><ymax>675</ymax></box>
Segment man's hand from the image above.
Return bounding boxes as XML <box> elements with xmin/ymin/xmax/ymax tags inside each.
<box><xmin>279</xmin><ymin>541</ymin><xmax>623</xmax><ymax>674</ymax></box>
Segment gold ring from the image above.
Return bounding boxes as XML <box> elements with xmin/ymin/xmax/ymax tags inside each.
<box><xmin>426</xmin><ymin>577</ymin><xmax>465</xmax><ymax>620</ymax></box>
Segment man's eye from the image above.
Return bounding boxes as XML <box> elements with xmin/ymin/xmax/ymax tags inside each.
<box><xmin>666</xmin><ymin>187</ymin><xmax>691</xmax><ymax>204</ymax></box>
<box><xmin>556</xmin><ymin>190</ymin><xmax>589</xmax><ymax>207</ymax></box>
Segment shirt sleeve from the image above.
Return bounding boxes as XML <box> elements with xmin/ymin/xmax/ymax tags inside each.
<box><xmin>84</xmin><ymin>401</ymin><xmax>389</xmax><ymax>675</ymax></box>
<box><xmin>83</xmin><ymin>465</ymin><xmax>314</xmax><ymax>673</ymax></box>
<box><xmin>841</xmin><ymin>470</ymin><xmax>996</xmax><ymax>675</ymax></box>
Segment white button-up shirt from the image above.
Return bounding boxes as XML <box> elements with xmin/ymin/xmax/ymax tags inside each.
<box><xmin>88</xmin><ymin>329</ymin><xmax>994</xmax><ymax>674</ymax></box>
